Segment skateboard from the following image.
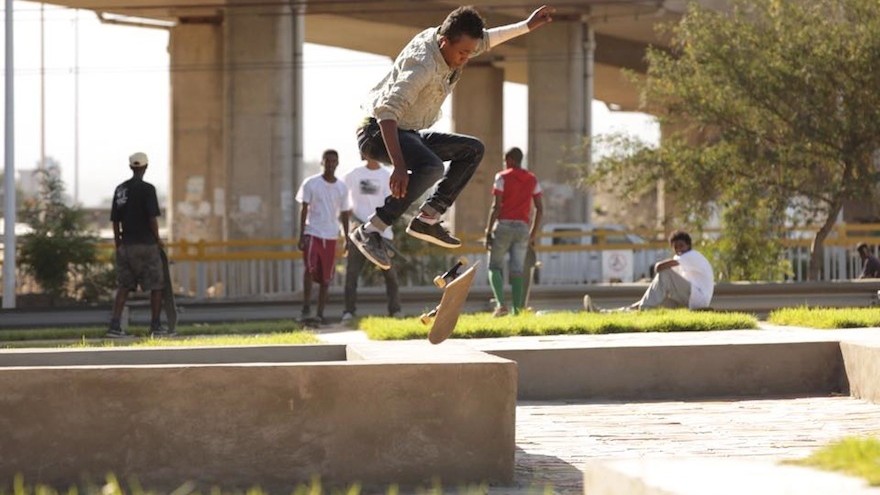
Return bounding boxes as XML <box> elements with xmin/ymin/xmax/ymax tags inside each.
<box><xmin>159</xmin><ymin>248</ymin><xmax>178</xmax><ymax>332</ymax></box>
<box><xmin>522</xmin><ymin>245</ymin><xmax>541</xmax><ymax>310</ymax></box>
<box><xmin>420</xmin><ymin>258</ymin><xmax>479</xmax><ymax>344</ymax></box>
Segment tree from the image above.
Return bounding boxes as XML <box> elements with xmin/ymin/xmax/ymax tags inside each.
<box><xmin>18</xmin><ymin>165</ymin><xmax>99</xmax><ymax>305</ymax></box>
<box><xmin>584</xmin><ymin>0</ymin><xmax>880</xmax><ymax>280</ymax></box>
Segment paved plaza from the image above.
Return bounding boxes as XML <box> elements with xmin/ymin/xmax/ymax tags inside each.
<box><xmin>506</xmin><ymin>396</ymin><xmax>880</xmax><ymax>494</ymax></box>
<box><xmin>316</xmin><ymin>324</ymin><xmax>880</xmax><ymax>494</ymax></box>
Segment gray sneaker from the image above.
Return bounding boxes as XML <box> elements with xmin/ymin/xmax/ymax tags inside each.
<box><xmin>406</xmin><ymin>218</ymin><xmax>461</xmax><ymax>248</ymax></box>
<box><xmin>349</xmin><ymin>225</ymin><xmax>392</xmax><ymax>270</ymax></box>
<box><xmin>104</xmin><ymin>327</ymin><xmax>129</xmax><ymax>339</ymax></box>
<box><xmin>150</xmin><ymin>325</ymin><xmax>177</xmax><ymax>338</ymax></box>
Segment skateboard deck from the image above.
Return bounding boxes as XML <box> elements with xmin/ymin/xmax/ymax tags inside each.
<box><xmin>423</xmin><ymin>261</ymin><xmax>479</xmax><ymax>345</ymax></box>
<box><xmin>159</xmin><ymin>248</ymin><xmax>178</xmax><ymax>331</ymax></box>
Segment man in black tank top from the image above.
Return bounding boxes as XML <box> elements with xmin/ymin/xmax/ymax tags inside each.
<box><xmin>105</xmin><ymin>152</ymin><xmax>168</xmax><ymax>338</ymax></box>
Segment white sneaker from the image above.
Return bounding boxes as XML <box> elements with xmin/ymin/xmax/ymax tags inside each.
<box><xmin>341</xmin><ymin>312</ymin><xmax>355</xmax><ymax>322</ymax></box>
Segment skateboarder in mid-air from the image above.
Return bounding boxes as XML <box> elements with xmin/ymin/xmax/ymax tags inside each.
<box><xmin>350</xmin><ymin>4</ymin><xmax>555</xmax><ymax>270</ymax></box>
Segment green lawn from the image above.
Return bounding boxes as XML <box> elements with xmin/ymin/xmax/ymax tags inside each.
<box><xmin>360</xmin><ymin>309</ymin><xmax>758</xmax><ymax>341</ymax></box>
<box><xmin>0</xmin><ymin>320</ymin><xmax>318</xmax><ymax>348</ymax></box>
<box><xmin>768</xmin><ymin>307</ymin><xmax>880</xmax><ymax>329</ymax></box>
<box><xmin>785</xmin><ymin>436</ymin><xmax>880</xmax><ymax>486</ymax></box>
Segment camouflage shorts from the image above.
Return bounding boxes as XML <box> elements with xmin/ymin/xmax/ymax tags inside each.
<box><xmin>115</xmin><ymin>244</ymin><xmax>164</xmax><ymax>291</ymax></box>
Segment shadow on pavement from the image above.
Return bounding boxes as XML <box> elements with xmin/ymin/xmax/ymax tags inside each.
<box><xmin>512</xmin><ymin>447</ymin><xmax>582</xmax><ymax>495</ymax></box>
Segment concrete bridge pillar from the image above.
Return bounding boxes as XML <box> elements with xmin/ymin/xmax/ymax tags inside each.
<box><xmin>527</xmin><ymin>19</ymin><xmax>593</xmax><ymax>225</ymax></box>
<box><xmin>451</xmin><ymin>63</ymin><xmax>504</xmax><ymax>236</ymax></box>
<box><xmin>169</xmin><ymin>5</ymin><xmax>299</xmax><ymax>242</ymax></box>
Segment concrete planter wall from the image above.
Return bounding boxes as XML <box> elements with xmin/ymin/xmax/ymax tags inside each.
<box><xmin>0</xmin><ymin>343</ymin><xmax>517</xmax><ymax>492</ymax></box>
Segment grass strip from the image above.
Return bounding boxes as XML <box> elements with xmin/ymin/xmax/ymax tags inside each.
<box><xmin>0</xmin><ymin>320</ymin><xmax>316</xmax><ymax>348</ymax></box>
<box><xmin>768</xmin><ymin>307</ymin><xmax>880</xmax><ymax>329</ymax></box>
<box><xmin>360</xmin><ymin>309</ymin><xmax>758</xmax><ymax>341</ymax></box>
<box><xmin>785</xmin><ymin>436</ymin><xmax>880</xmax><ymax>486</ymax></box>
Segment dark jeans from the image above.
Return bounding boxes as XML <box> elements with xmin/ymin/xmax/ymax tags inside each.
<box><xmin>356</xmin><ymin>118</ymin><xmax>485</xmax><ymax>229</ymax></box>
<box><xmin>344</xmin><ymin>243</ymin><xmax>401</xmax><ymax>315</ymax></box>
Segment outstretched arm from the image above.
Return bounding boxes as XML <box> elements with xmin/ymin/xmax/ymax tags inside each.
<box><xmin>526</xmin><ymin>5</ymin><xmax>555</xmax><ymax>31</ymax></box>
<box><xmin>486</xmin><ymin>5</ymin><xmax>555</xmax><ymax>49</ymax></box>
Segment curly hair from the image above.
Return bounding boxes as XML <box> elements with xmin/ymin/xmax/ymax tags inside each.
<box><xmin>439</xmin><ymin>6</ymin><xmax>485</xmax><ymax>42</ymax></box>
<box><xmin>668</xmin><ymin>230</ymin><xmax>692</xmax><ymax>247</ymax></box>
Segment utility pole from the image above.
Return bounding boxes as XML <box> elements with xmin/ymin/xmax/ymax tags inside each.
<box><xmin>4</xmin><ymin>0</ymin><xmax>17</xmax><ymax>308</ymax></box>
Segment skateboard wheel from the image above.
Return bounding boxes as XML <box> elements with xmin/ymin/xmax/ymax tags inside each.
<box><xmin>433</xmin><ymin>275</ymin><xmax>447</xmax><ymax>289</ymax></box>
<box><xmin>458</xmin><ymin>256</ymin><xmax>468</xmax><ymax>266</ymax></box>
<box><xmin>419</xmin><ymin>314</ymin><xmax>432</xmax><ymax>325</ymax></box>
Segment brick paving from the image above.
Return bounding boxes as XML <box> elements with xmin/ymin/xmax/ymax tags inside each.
<box><xmin>504</xmin><ymin>396</ymin><xmax>880</xmax><ymax>494</ymax></box>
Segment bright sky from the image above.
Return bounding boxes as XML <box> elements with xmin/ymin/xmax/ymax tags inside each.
<box><xmin>2</xmin><ymin>1</ymin><xmax>659</xmax><ymax>208</ymax></box>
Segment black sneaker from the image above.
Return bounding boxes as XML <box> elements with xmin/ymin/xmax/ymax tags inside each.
<box><xmin>349</xmin><ymin>225</ymin><xmax>392</xmax><ymax>270</ymax></box>
<box><xmin>406</xmin><ymin>218</ymin><xmax>461</xmax><ymax>248</ymax></box>
<box><xmin>104</xmin><ymin>327</ymin><xmax>129</xmax><ymax>339</ymax></box>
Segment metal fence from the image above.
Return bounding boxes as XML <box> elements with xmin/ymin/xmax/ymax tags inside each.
<box><xmin>2</xmin><ymin>224</ymin><xmax>880</xmax><ymax>300</ymax></box>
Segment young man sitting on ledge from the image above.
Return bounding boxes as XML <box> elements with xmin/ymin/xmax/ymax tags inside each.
<box><xmin>584</xmin><ymin>230</ymin><xmax>715</xmax><ymax>312</ymax></box>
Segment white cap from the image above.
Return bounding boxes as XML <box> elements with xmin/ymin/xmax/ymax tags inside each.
<box><xmin>129</xmin><ymin>152</ymin><xmax>149</xmax><ymax>168</ymax></box>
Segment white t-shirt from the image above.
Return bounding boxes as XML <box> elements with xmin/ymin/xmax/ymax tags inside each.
<box><xmin>295</xmin><ymin>174</ymin><xmax>351</xmax><ymax>240</ymax></box>
<box><xmin>673</xmin><ymin>249</ymin><xmax>715</xmax><ymax>309</ymax></box>
<box><xmin>343</xmin><ymin>165</ymin><xmax>393</xmax><ymax>240</ymax></box>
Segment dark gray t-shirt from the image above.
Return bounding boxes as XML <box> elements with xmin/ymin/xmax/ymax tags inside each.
<box><xmin>110</xmin><ymin>176</ymin><xmax>161</xmax><ymax>245</ymax></box>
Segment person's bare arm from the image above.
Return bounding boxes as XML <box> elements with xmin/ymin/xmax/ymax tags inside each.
<box><xmin>150</xmin><ymin>217</ymin><xmax>163</xmax><ymax>250</ymax></box>
<box><xmin>340</xmin><ymin>210</ymin><xmax>351</xmax><ymax>240</ymax></box>
<box><xmin>654</xmin><ymin>259</ymin><xmax>679</xmax><ymax>273</ymax></box>
<box><xmin>379</xmin><ymin>119</ymin><xmax>408</xmax><ymax>199</ymax></box>
<box><xmin>113</xmin><ymin>221</ymin><xmax>122</xmax><ymax>249</ymax></box>
<box><xmin>485</xmin><ymin>195</ymin><xmax>502</xmax><ymax>249</ymax></box>
<box><xmin>530</xmin><ymin>196</ymin><xmax>543</xmax><ymax>246</ymax></box>
<box><xmin>298</xmin><ymin>203</ymin><xmax>309</xmax><ymax>251</ymax></box>
<box><xmin>526</xmin><ymin>5</ymin><xmax>555</xmax><ymax>31</ymax></box>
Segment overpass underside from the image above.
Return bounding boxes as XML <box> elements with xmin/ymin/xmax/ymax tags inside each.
<box><xmin>43</xmin><ymin>0</ymin><xmax>702</xmax><ymax>241</ymax></box>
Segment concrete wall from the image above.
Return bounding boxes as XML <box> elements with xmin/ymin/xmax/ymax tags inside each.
<box><xmin>0</xmin><ymin>343</ymin><xmax>516</xmax><ymax>491</ymax></box>
<box><xmin>169</xmin><ymin>4</ymin><xmax>296</xmax><ymax>242</ymax></box>
<box><xmin>487</xmin><ymin>341</ymin><xmax>846</xmax><ymax>401</ymax></box>
<box><xmin>527</xmin><ymin>19</ymin><xmax>592</xmax><ymax>225</ymax></box>
<box><xmin>451</xmin><ymin>64</ymin><xmax>504</xmax><ymax>235</ymax></box>
<box><xmin>840</xmin><ymin>341</ymin><xmax>880</xmax><ymax>404</ymax></box>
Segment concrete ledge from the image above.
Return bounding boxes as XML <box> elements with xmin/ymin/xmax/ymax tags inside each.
<box><xmin>484</xmin><ymin>340</ymin><xmax>845</xmax><ymax>400</ymax></box>
<box><xmin>0</xmin><ymin>343</ymin><xmax>516</xmax><ymax>491</ymax></box>
<box><xmin>0</xmin><ymin>344</ymin><xmax>346</xmax><ymax>366</ymax></box>
<box><xmin>841</xmin><ymin>341</ymin><xmax>880</xmax><ymax>404</ymax></box>
<box><xmin>583</xmin><ymin>458</ymin><xmax>879</xmax><ymax>495</ymax></box>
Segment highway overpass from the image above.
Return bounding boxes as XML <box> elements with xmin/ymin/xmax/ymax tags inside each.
<box><xmin>35</xmin><ymin>0</ymin><xmax>728</xmax><ymax>240</ymax></box>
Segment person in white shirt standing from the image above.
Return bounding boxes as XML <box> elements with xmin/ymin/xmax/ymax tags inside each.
<box><xmin>342</xmin><ymin>155</ymin><xmax>401</xmax><ymax>321</ymax></box>
<box><xmin>585</xmin><ymin>230</ymin><xmax>714</xmax><ymax>312</ymax></box>
<box><xmin>296</xmin><ymin>149</ymin><xmax>352</xmax><ymax>324</ymax></box>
